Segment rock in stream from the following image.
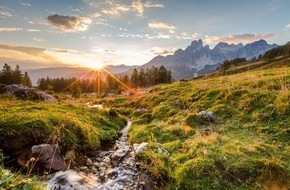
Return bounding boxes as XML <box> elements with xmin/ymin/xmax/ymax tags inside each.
<box><xmin>48</xmin><ymin>120</ymin><xmax>142</xmax><ymax>190</ymax></box>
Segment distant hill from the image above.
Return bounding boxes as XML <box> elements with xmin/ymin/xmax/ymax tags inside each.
<box><xmin>194</xmin><ymin>41</ymin><xmax>290</xmax><ymax>79</ymax></box>
<box><xmin>123</xmin><ymin>39</ymin><xmax>278</xmax><ymax>80</ymax></box>
<box><xmin>25</xmin><ymin>64</ymin><xmax>137</xmax><ymax>85</ymax></box>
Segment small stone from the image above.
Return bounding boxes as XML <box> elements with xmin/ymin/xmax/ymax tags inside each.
<box><xmin>203</xmin><ymin>149</ymin><xmax>210</xmax><ymax>156</ymax></box>
<box><xmin>135</xmin><ymin>142</ymin><xmax>149</xmax><ymax>155</ymax></box>
<box><xmin>86</xmin><ymin>158</ymin><xmax>94</xmax><ymax>166</ymax></box>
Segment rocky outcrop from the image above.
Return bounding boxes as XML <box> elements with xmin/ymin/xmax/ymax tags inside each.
<box><xmin>1</xmin><ymin>84</ymin><xmax>57</xmax><ymax>103</ymax></box>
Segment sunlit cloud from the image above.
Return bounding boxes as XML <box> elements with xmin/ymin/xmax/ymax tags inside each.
<box><xmin>0</xmin><ymin>44</ymin><xmax>63</xmax><ymax>65</ymax></box>
<box><xmin>26</xmin><ymin>29</ymin><xmax>41</xmax><ymax>32</ymax></box>
<box><xmin>92</xmin><ymin>12</ymin><xmax>101</xmax><ymax>18</ymax></box>
<box><xmin>205</xmin><ymin>33</ymin><xmax>275</xmax><ymax>44</ymax></box>
<box><xmin>286</xmin><ymin>24</ymin><xmax>290</xmax><ymax>28</ymax></box>
<box><xmin>175</xmin><ymin>32</ymin><xmax>201</xmax><ymax>40</ymax></box>
<box><xmin>149</xmin><ymin>22</ymin><xmax>176</xmax><ymax>31</ymax></box>
<box><xmin>0</xmin><ymin>7</ymin><xmax>12</xmax><ymax>18</ymax></box>
<box><xmin>102</xmin><ymin>5</ymin><xmax>130</xmax><ymax>15</ymax></box>
<box><xmin>132</xmin><ymin>0</ymin><xmax>144</xmax><ymax>15</ymax></box>
<box><xmin>149</xmin><ymin>47</ymin><xmax>176</xmax><ymax>56</ymax></box>
<box><xmin>47</xmin><ymin>14</ymin><xmax>92</xmax><ymax>32</ymax></box>
<box><xmin>0</xmin><ymin>27</ymin><xmax>22</xmax><ymax>32</ymax></box>
<box><xmin>144</xmin><ymin>2</ymin><xmax>164</xmax><ymax>8</ymax></box>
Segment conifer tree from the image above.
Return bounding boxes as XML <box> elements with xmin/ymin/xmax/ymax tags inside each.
<box><xmin>130</xmin><ymin>68</ymin><xmax>139</xmax><ymax>87</ymax></box>
<box><xmin>22</xmin><ymin>72</ymin><xmax>32</xmax><ymax>87</ymax></box>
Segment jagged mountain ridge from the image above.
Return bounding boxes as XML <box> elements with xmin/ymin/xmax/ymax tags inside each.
<box><xmin>139</xmin><ymin>39</ymin><xmax>278</xmax><ymax>79</ymax></box>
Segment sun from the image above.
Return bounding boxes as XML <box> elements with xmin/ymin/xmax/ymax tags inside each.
<box><xmin>85</xmin><ymin>60</ymin><xmax>104</xmax><ymax>70</ymax></box>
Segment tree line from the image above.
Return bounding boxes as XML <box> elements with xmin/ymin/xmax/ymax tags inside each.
<box><xmin>130</xmin><ymin>65</ymin><xmax>172</xmax><ymax>87</ymax></box>
<box><xmin>263</xmin><ymin>42</ymin><xmax>290</xmax><ymax>59</ymax></box>
<box><xmin>37</xmin><ymin>65</ymin><xmax>173</xmax><ymax>96</ymax></box>
<box><xmin>0</xmin><ymin>63</ymin><xmax>32</xmax><ymax>86</ymax></box>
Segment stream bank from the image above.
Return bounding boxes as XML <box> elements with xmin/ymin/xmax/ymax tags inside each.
<box><xmin>47</xmin><ymin>120</ymin><xmax>155</xmax><ymax>190</ymax></box>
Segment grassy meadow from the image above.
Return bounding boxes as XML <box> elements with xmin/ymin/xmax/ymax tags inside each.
<box><xmin>129</xmin><ymin>66</ymin><xmax>290</xmax><ymax>189</ymax></box>
<box><xmin>0</xmin><ymin>94</ymin><xmax>126</xmax><ymax>189</ymax></box>
<box><xmin>0</xmin><ymin>60</ymin><xmax>289</xmax><ymax>189</ymax></box>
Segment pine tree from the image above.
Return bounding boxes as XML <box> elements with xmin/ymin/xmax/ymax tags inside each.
<box><xmin>0</xmin><ymin>63</ymin><xmax>13</xmax><ymax>84</ymax></box>
<box><xmin>138</xmin><ymin>68</ymin><xmax>146</xmax><ymax>87</ymax></box>
<box><xmin>70</xmin><ymin>82</ymin><xmax>81</xmax><ymax>98</ymax></box>
<box><xmin>13</xmin><ymin>65</ymin><xmax>22</xmax><ymax>84</ymax></box>
<box><xmin>22</xmin><ymin>72</ymin><xmax>32</xmax><ymax>87</ymax></box>
<box><xmin>158</xmin><ymin>65</ymin><xmax>168</xmax><ymax>84</ymax></box>
<box><xmin>167</xmin><ymin>70</ymin><xmax>172</xmax><ymax>83</ymax></box>
<box><xmin>130</xmin><ymin>68</ymin><xmax>139</xmax><ymax>87</ymax></box>
<box><xmin>38</xmin><ymin>78</ymin><xmax>47</xmax><ymax>90</ymax></box>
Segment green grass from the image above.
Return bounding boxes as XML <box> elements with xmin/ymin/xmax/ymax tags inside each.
<box><xmin>129</xmin><ymin>67</ymin><xmax>290</xmax><ymax>189</ymax></box>
<box><xmin>0</xmin><ymin>96</ymin><xmax>126</xmax><ymax>162</ymax></box>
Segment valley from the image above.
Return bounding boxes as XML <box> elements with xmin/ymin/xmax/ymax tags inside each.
<box><xmin>0</xmin><ymin>55</ymin><xmax>289</xmax><ymax>189</ymax></box>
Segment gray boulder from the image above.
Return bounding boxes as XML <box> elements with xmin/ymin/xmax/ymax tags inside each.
<box><xmin>31</xmin><ymin>144</ymin><xmax>66</xmax><ymax>171</ymax></box>
<box><xmin>197</xmin><ymin>110</ymin><xmax>215</xmax><ymax>121</ymax></box>
<box><xmin>1</xmin><ymin>84</ymin><xmax>57</xmax><ymax>103</ymax></box>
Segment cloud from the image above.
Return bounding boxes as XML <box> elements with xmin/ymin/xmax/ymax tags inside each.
<box><xmin>286</xmin><ymin>24</ymin><xmax>290</xmax><ymax>28</ymax></box>
<box><xmin>132</xmin><ymin>0</ymin><xmax>144</xmax><ymax>15</ymax></box>
<box><xmin>0</xmin><ymin>27</ymin><xmax>22</xmax><ymax>32</ymax></box>
<box><xmin>0</xmin><ymin>44</ymin><xmax>62</xmax><ymax>65</ymax></box>
<box><xmin>102</xmin><ymin>5</ymin><xmax>130</xmax><ymax>15</ymax></box>
<box><xmin>47</xmin><ymin>14</ymin><xmax>92</xmax><ymax>32</ymax></box>
<box><xmin>149</xmin><ymin>22</ymin><xmax>176</xmax><ymax>31</ymax></box>
<box><xmin>205</xmin><ymin>33</ymin><xmax>275</xmax><ymax>44</ymax></box>
<box><xmin>26</xmin><ymin>29</ymin><xmax>41</xmax><ymax>32</ymax></box>
<box><xmin>175</xmin><ymin>32</ymin><xmax>201</xmax><ymax>40</ymax></box>
<box><xmin>20</xmin><ymin>2</ymin><xmax>31</xmax><ymax>7</ymax></box>
<box><xmin>32</xmin><ymin>38</ymin><xmax>44</xmax><ymax>42</ymax></box>
<box><xmin>149</xmin><ymin>47</ymin><xmax>176</xmax><ymax>56</ymax></box>
<box><xmin>144</xmin><ymin>2</ymin><xmax>164</xmax><ymax>8</ymax></box>
<box><xmin>0</xmin><ymin>7</ymin><xmax>12</xmax><ymax>18</ymax></box>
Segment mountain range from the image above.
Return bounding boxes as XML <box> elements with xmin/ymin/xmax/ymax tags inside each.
<box><xmin>131</xmin><ymin>39</ymin><xmax>278</xmax><ymax>80</ymax></box>
<box><xmin>12</xmin><ymin>39</ymin><xmax>278</xmax><ymax>85</ymax></box>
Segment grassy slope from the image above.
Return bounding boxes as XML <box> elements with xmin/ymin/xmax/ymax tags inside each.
<box><xmin>0</xmin><ymin>95</ymin><xmax>126</xmax><ymax>189</ymax></box>
<box><xmin>129</xmin><ymin>66</ymin><xmax>290</xmax><ymax>189</ymax></box>
<box><xmin>202</xmin><ymin>56</ymin><xmax>290</xmax><ymax>79</ymax></box>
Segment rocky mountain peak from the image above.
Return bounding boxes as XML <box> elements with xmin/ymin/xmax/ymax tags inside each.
<box><xmin>136</xmin><ymin>39</ymin><xmax>278</xmax><ymax>80</ymax></box>
<box><xmin>189</xmin><ymin>39</ymin><xmax>204</xmax><ymax>49</ymax></box>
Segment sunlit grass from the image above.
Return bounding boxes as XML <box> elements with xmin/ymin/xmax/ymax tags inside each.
<box><xmin>129</xmin><ymin>66</ymin><xmax>290</xmax><ymax>189</ymax></box>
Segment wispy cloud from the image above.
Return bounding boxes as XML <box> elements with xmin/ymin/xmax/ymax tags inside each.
<box><xmin>149</xmin><ymin>47</ymin><xmax>176</xmax><ymax>56</ymax></box>
<box><xmin>102</xmin><ymin>5</ymin><xmax>130</xmax><ymax>15</ymax></box>
<box><xmin>20</xmin><ymin>2</ymin><xmax>31</xmax><ymax>7</ymax></box>
<box><xmin>0</xmin><ymin>7</ymin><xmax>12</xmax><ymax>18</ymax></box>
<box><xmin>149</xmin><ymin>21</ymin><xmax>176</xmax><ymax>34</ymax></box>
<box><xmin>205</xmin><ymin>33</ymin><xmax>275</xmax><ymax>44</ymax></box>
<box><xmin>47</xmin><ymin>14</ymin><xmax>92</xmax><ymax>32</ymax></box>
<box><xmin>26</xmin><ymin>29</ymin><xmax>41</xmax><ymax>32</ymax></box>
<box><xmin>32</xmin><ymin>38</ymin><xmax>44</xmax><ymax>42</ymax></box>
<box><xmin>286</xmin><ymin>24</ymin><xmax>290</xmax><ymax>28</ymax></box>
<box><xmin>144</xmin><ymin>2</ymin><xmax>164</xmax><ymax>8</ymax></box>
<box><xmin>132</xmin><ymin>0</ymin><xmax>144</xmax><ymax>15</ymax></box>
<box><xmin>0</xmin><ymin>27</ymin><xmax>22</xmax><ymax>32</ymax></box>
<box><xmin>85</xmin><ymin>0</ymin><xmax>164</xmax><ymax>17</ymax></box>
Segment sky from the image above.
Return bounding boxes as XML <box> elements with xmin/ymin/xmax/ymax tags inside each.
<box><xmin>0</xmin><ymin>0</ymin><xmax>290</xmax><ymax>69</ymax></box>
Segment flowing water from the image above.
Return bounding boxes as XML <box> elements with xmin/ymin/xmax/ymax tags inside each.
<box><xmin>48</xmin><ymin>120</ymin><xmax>143</xmax><ymax>190</ymax></box>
